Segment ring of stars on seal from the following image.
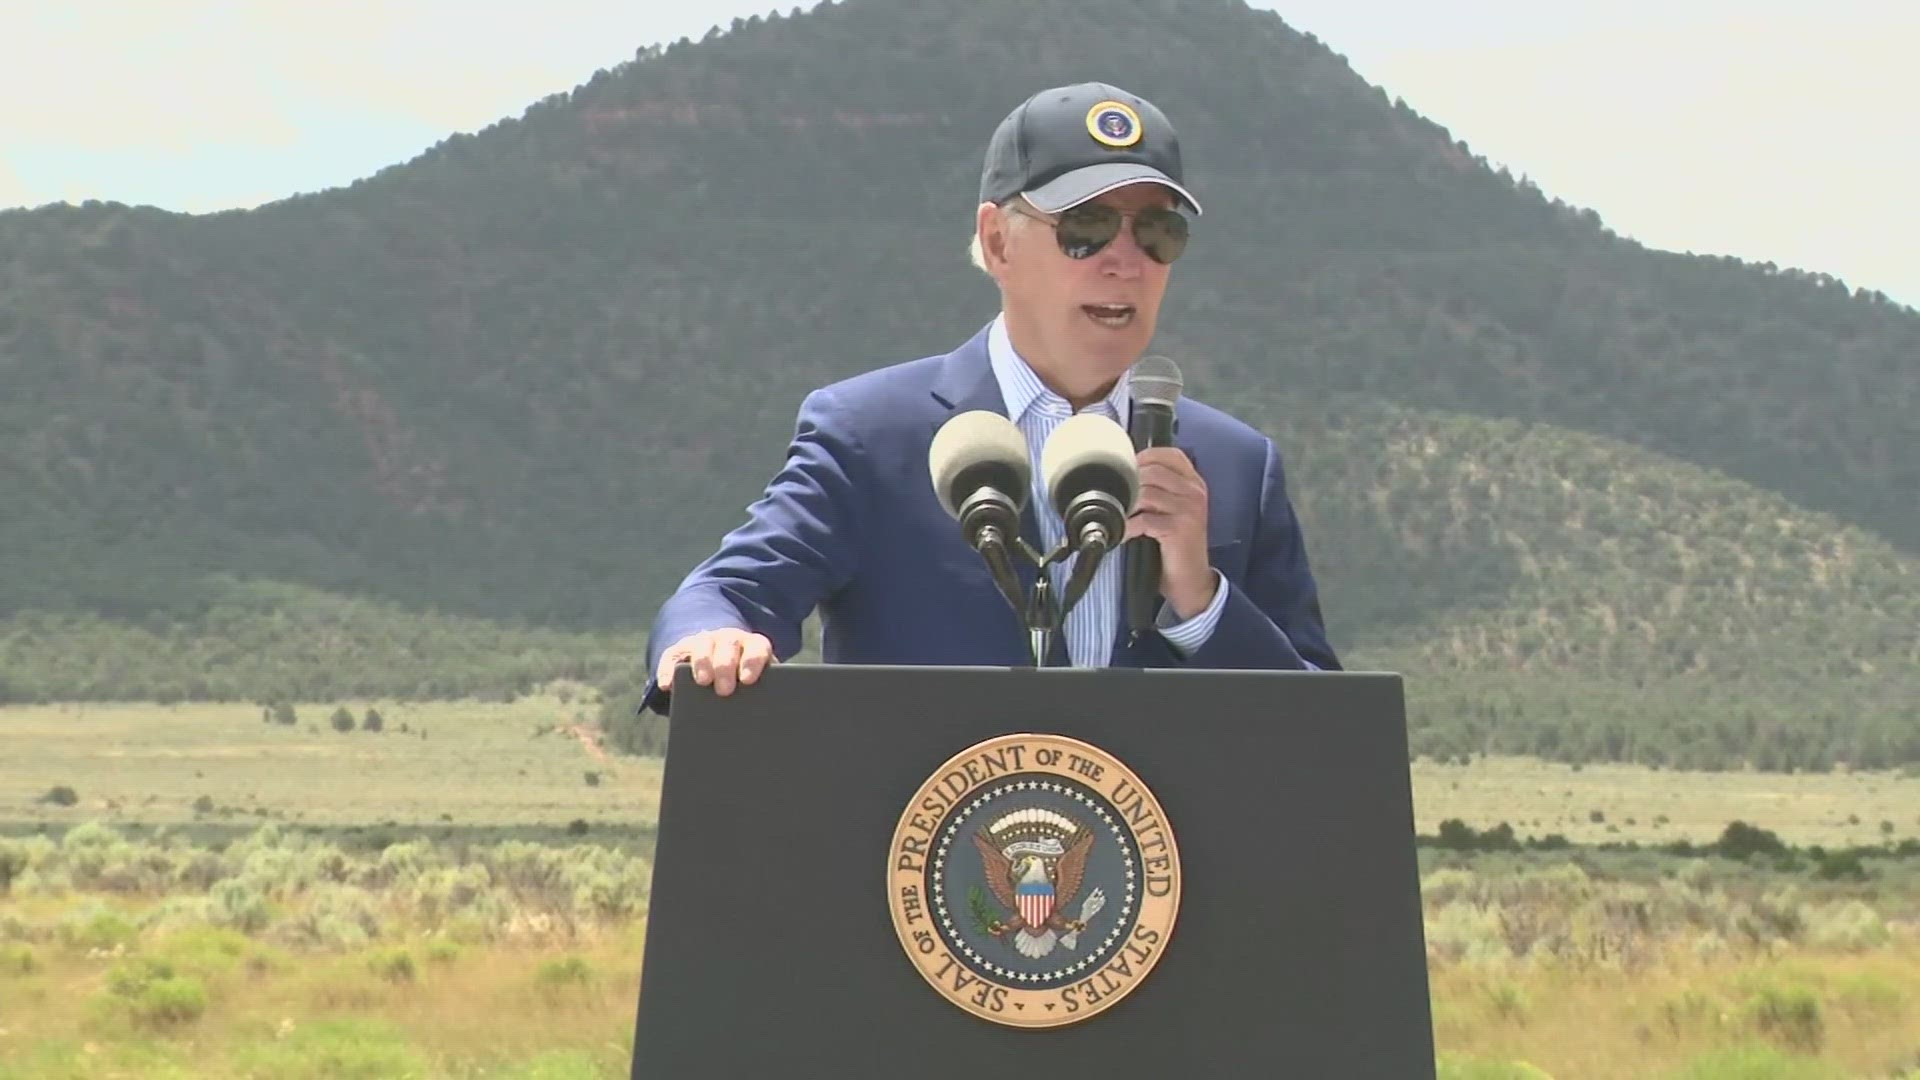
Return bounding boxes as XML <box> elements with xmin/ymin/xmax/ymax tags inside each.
<box><xmin>887</xmin><ymin>732</ymin><xmax>1182</xmax><ymax>1028</ymax></box>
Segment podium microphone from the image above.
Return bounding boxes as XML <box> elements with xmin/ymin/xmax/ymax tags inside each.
<box><xmin>929</xmin><ymin>410</ymin><xmax>1031</xmax><ymax>616</ymax></box>
<box><xmin>1041</xmin><ymin>413</ymin><xmax>1139</xmax><ymax>618</ymax></box>
<box><xmin>1125</xmin><ymin>355</ymin><xmax>1182</xmax><ymax>636</ymax></box>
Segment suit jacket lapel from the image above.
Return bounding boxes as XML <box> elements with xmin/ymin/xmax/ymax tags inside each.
<box><xmin>930</xmin><ymin>324</ymin><xmax>1046</xmax><ymax>628</ymax></box>
<box><xmin>928</xmin><ymin>324</ymin><xmax>1003</xmax><ymax>417</ymax></box>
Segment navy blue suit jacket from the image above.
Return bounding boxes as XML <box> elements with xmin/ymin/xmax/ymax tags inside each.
<box><xmin>639</xmin><ymin>323</ymin><xmax>1338</xmax><ymax>714</ymax></box>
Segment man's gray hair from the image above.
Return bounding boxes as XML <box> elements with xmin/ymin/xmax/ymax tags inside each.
<box><xmin>968</xmin><ymin>197</ymin><xmax>1037</xmax><ymax>273</ymax></box>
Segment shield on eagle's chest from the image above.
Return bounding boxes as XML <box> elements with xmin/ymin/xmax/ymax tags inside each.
<box><xmin>1017</xmin><ymin>879</ymin><xmax>1054</xmax><ymax>927</ymax></box>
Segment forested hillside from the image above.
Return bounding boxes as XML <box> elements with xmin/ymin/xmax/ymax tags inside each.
<box><xmin>3</xmin><ymin>0</ymin><xmax>1913</xmax><ymax>770</ymax></box>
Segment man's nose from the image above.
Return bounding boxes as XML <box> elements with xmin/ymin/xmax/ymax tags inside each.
<box><xmin>1096</xmin><ymin>224</ymin><xmax>1146</xmax><ymax>276</ymax></box>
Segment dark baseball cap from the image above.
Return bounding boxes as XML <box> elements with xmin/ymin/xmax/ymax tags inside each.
<box><xmin>979</xmin><ymin>82</ymin><xmax>1201</xmax><ymax>216</ymax></box>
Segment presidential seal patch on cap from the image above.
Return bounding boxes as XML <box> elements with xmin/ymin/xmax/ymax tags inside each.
<box><xmin>887</xmin><ymin>732</ymin><xmax>1181</xmax><ymax>1028</ymax></box>
<box><xmin>1085</xmin><ymin>100</ymin><xmax>1143</xmax><ymax>148</ymax></box>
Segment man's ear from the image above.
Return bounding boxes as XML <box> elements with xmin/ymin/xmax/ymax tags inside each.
<box><xmin>975</xmin><ymin>201</ymin><xmax>1009</xmax><ymax>272</ymax></box>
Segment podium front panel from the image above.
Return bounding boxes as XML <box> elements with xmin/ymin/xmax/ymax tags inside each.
<box><xmin>630</xmin><ymin>665</ymin><xmax>1434</xmax><ymax>1079</ymax></box>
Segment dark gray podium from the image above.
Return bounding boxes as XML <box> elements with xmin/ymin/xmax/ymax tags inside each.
<box><xmin>628</xmin><ymin>664</ymin><xmax>1434</xmax><ymax>1078</ymax></box>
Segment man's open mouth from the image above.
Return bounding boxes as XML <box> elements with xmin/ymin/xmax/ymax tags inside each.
<box><xmin>1082</xmin><ymin>303</ymin><xmax>1135</xmax><ymax>328</ymax></box>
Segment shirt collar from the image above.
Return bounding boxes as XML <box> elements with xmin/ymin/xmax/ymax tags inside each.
<box><xmin>986</xmin><ymin>313</ymin><xmax>1130</xmax><ymax>424</ymax></box>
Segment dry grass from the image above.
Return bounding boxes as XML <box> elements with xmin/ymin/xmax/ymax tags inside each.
<box><xmin>5</xmin><ymin>868</ymin><xmax>1916</xmax><ymax>1079</ymax></box>
<box><xmin>1409</xmin><ymin>755</ymin><xmax>1920</xmax><ymax>849</ymax></box>
<box><xmin>4</xmin><ymin>697</ymin><xmax>1918</xmax><ymax>1078</ymax></box>
<box><xmin>1426</xmin><ymin>926</ymin><xmax>1920</xmax><ymax>1078</ymax></box>
<box><xmin>7</xmin><ymin>697</ymin><xmax>1915</xmax><ymax>849</ymax></box>
<box><xmin>0</xmin><ymin>914</ymin><xmax>645</xmax><ymax>1078</ymax></box>
<box><xmin>0</xmin><ymin>694</ymin><xmax>662</xmax><ymax>833</ymax></box>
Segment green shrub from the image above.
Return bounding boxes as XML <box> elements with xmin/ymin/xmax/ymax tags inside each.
<box><xmin>1742</xmin><ymin>982</ymin><xmax>1823</xmax><ymax>1052</ymax></box>
<box><xmin>1831</xmin><ymin>972</ymin><xmax>1904</xmax><ymax>1021</ymax></box>
<box><xmin>226</xmin><ymin>1017</ymin><xmax>428</xmax><ymax>1078</ymax></box>
<box><xmin>59</xmin><ymin>902</ymin><xmax>139</xmax><ymax>952</ymax></box>
<box><xmin>1719</xmin><ymin>821</ymin><xmax>1789</xmax><ymax>861</ymax></box>
<box><xmin>152</xmin><ymin>925</ymin><xmax>266</xmax><ymax>982</ymax></box>
<box><xmin>368</xmin><ymin>947</ymin><xmax>416</xmax><ymax>984</ymax></box>
<box><xmin>206</xmin><ymin>877</ymin><xmax>273</xmax><ymax>934</ymax></box>
<box><xmin>1802</xmin><ymin>900</ymin><xmax>1890</xmax><ymax>952</ymax></box>
<box><xmin>0</xmin><ymin>840</ymin><xmax>27</xmax><ymax>895</ymax></box>
<box><xmin>1435</xmin><ymin>1055</ymin><xmax>1553</xmax><ymax>1079</ymax></box>
<box><xmin>1658</xmin><ymin>989</ymin><xmax>1721</xmax><ymax>1038</ymax></box>
<box><xmin>0</xmin><ymin>941</ymin><xmax>36</xmax><ymax>975</ymax></box>
<box><xmin>132</xmin><ymin>972</ymin><xmax>209</xmax><ymax>1025</ymax></box>
<box><xmin>1668</xmin><ymin>1044</ymin><xmax>1849</xmax><ymax>1079</ymax></box>
<box><xmin>98</xmin><ymin>956</ymin><xmax>208</xmax><ymax>1028</ymax></box>
<box><xmin>535</xmin><ymin>954</ymin><xmax>594</xmax><ymax>989</ymax></box>
<box><xmin>501</xmin><ymin>1050</ymin><xmax>613</xmax><ymax>1080</ymax></box>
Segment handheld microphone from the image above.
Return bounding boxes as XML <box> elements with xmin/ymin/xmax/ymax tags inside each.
<box><xmin>1040</xmin><ymin>412</ymin><xmax>1138</xmax><ymax>617</ymax></box>
<box><xmin>929</xmin><ymin>410</ymin><xmax>1031</xmax><ymax>615</ymax></box>
<box><xmin>1125</xmin><ymin>355</ymin><xmax>1182</xmax><ymax>635</ymax></box>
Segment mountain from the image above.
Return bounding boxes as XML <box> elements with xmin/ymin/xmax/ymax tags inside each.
<box><xmin>1234</xmin><ymin>393</ymin><xmax>1918</xmax><ymax>769</ymax></box>
<box><xmin>2</xmin><ymin>0</ymin><xmax>1914</xmax><ymax>769</ymax></box>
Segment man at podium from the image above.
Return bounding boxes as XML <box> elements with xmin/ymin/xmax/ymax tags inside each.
<box><xmin>639</xmin><ymin>81</ymin><xmax>1339</xmax><ymax>717</ymax></box>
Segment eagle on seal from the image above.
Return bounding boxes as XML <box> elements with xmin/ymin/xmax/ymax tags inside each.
<box><xmin>972</xmin><ymin>824</ymin><xmax>1103</xmax><ymax>959</ymax></box>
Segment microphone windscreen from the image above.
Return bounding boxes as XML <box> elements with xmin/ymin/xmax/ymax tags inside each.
<box><xmin>1040</xmin><ymin>413</ymin><xmax>1138</xmax><ymax>514</ymax></box>
<box><xmin>928</xmin><ymin>410</ymin><xmax>1030</xmax><ymax>519</ymax></box>
<box><xmin>1128</xmin><ymin>355</ymin><xmax>1183</xmax><ymax>408</ymax></box>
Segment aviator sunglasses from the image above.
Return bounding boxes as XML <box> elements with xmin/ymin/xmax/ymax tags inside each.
<box><xmin>1009</xmin><ymin>199</ymin><xmax>1190</xmax><ymax>264</ymax></box>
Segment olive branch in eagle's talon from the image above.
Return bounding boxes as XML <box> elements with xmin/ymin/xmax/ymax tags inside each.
<box><xmin>968</xmin><ymin>885</ymin><xmax>1009</xmax><ymax>936</ymax></box>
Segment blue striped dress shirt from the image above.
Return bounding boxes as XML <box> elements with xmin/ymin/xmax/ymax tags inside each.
<box><xmin>985</xmin><ymin>315</ymin><xmax>1229</xmax><ymax>666</ymax></box>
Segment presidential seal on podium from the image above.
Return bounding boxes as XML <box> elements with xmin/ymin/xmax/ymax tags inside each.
<box><xmin>886</xmin><ymin>732</ymin><xmax>1182</xmax><ymax>1028</ymax></box>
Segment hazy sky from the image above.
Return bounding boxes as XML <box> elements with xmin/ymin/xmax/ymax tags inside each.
<box><xmin>4</xmin><ymin>1</ymin><xmax>1914</xmax><ymax>308</ymax></box>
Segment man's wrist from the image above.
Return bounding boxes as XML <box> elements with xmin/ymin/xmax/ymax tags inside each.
<box><xmin>1156</xmin><ymin>569</ymin><xmax>1229</xmax><ymax>656</ymax></box>
<box><xmin>1165</xmin><ymin>569</ymin><xmax>1219</xmax><ymax>621</ymax></box>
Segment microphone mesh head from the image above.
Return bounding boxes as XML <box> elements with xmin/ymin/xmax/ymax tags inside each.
<box><xmin>928</xmin><ymin>410</ymin><xmax>1030</xmax><ymax>518</ymax></box>
<box><xmin>1040</xmin><ymin>413</ymin><xmax>1139</xmax><ymax>513</ymax></box>
<box><xmin>1129</xmin><ymin>355</ymin><xmax>1183</xmax><ymax>408</ymax></box>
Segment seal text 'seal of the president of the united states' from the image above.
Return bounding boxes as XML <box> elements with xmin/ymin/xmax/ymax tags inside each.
<box><xmin>887</xmin><ymin>732</ymin><xmax>1182</xmax><ymax>1028</ymax></box>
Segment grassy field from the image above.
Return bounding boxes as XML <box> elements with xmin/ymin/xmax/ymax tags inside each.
<box><xmin>3</xmin><ymin>694</ymin><xmax>1918</xmax><ymax>1078</ymax></box>
<box><xmin>1408</xmin><ymin>755</ymin><xmax>1920</xmax><ymax>850</ymax></box>
<box><xmin>9</xmin><ymin>693</ymin><xmax>1918</xmax><ymax>847</ymax></box>
<box><xmin>0</xmin><ymin>692</ymin><xmax>662</xmax><ymax>838</ymax></box>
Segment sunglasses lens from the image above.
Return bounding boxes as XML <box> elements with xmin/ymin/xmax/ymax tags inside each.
<box><xmin>1134</xmin><ymin>208</ymin><xmax>1188</xmax><ymax>263</ymax></box>
<box><xmin>1054</xmin><ymin>205</ymin><xmax>1121</xmax><ymax>259</ymax></box>
<box><xmin>1048</xmin><ymin>204</ymin><xmax>1189</xmax><ymax>263</ymax></box>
